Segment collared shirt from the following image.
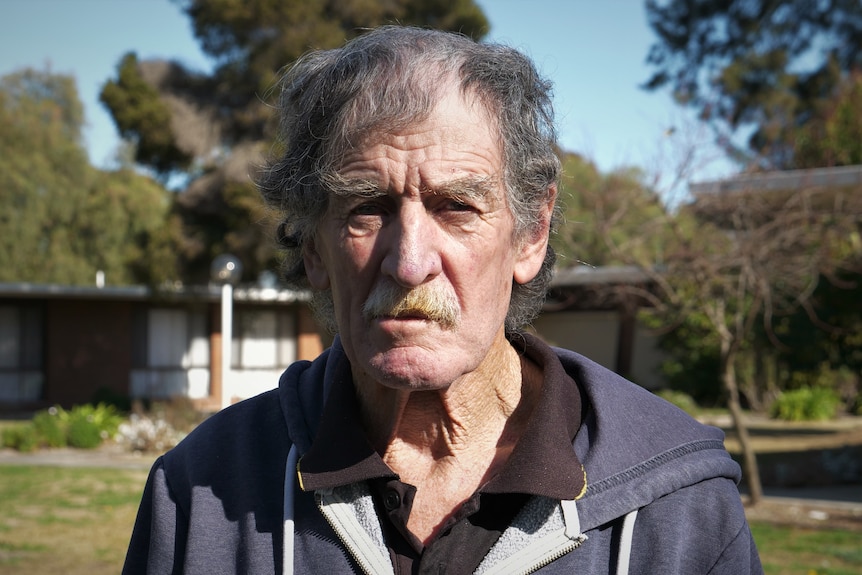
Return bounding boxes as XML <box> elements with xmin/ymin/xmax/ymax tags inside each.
<box><xmin>298</xmin><ymin>332</ymin><xmax>586</xmax><ymax>574</ymax></box>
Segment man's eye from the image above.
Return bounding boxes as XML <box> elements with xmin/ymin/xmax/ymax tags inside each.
<box><xmin>352</xmin><ymin>202</ymin><xmax>385</xmax><ymax>216</ymax></box>
<box><xmin>446</xmin><ymin>200</ymin><xmax>473</xmax><ymax>212</ymax></box>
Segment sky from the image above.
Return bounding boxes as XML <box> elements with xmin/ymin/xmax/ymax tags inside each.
<box><xmin>0</xmin><ymin>0</ymin><xmax>735</xmax><ymax>191</ymax></box>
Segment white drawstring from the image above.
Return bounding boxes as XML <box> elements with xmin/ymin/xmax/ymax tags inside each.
<box><xmin>283</xmin><ymin>444</ymin><xmax>299</xmax><ymax>575</ymax></box>
<box><xmin>616</xmin><ymin>508</ymin><xmax>639</xmax><ymax>575</ymax></box>
<box><xmin>560</xmin><ymin>499</ymin><xmax>583</xmax><ymax>540</ymax></box>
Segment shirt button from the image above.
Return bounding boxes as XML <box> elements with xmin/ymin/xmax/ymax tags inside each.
<box><xmin>384</xmin><ymin>489</ymin><xmax>401</xmax><ymax>511</ymax></box>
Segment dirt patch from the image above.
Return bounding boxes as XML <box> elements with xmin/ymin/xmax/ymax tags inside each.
<box><xmin>703</xmin><ymin>414</ymin><xmax>862</xmax><ymax>453</ymax></box>
<box><xmin>744</xmin><ymin>497</ymin><xmax>862</xmax><ymax>532</ymax></box>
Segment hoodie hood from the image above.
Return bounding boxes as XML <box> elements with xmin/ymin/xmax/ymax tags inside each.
<box><xmin>555</xmin><ymin>347</ymin><xmax>740</xmax><ymax>531</ymax></box>
<box><xmin>279</xmin><ymin>337</ymin><xmax>350</xmax><ymax>455</ymax></box>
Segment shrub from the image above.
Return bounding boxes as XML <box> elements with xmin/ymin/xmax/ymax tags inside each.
<box><xmin>655</xmin><ymin>389</ymin><xmax>699</xmax><ymax>415</ymax></box>
<box><xmin>66</xmin><ymin>413</ymin><xmax>103</xmax><ymax>449</ymax></box>
<box><xmin>70</xmin><ymin>403</ymin><xmax>123</xmax><ymax>439</ymax></box>
<box><xmin>32</xmin><ymin>409</ymin><xmax>67</xmax><ymax>448</ymax></box>
<box><xmin>770</xmin><ymin>386</ymin><xmax>841</xmax><ymax>421</ymax></box>
<box><xmin>2</xmin><ymin>403</ymin><xmax>125</xmax><ymax>452</ymax></box>
<box><xmin>1</xmin><ymin>425</ymin><xmax>38</xmax><ymax>452</ymax></box>
<box><xmin>116</xmin><ymin>412</ymin><xmax>183</xmax><ymax>453</ymax></box>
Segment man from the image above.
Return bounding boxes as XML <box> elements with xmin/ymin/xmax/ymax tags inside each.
<box><xmin>124</xmin><ymin>26</ymin><xmax>762</xmax><ymax>574</ymax></box>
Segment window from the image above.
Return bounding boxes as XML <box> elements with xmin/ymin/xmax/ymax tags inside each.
<box><xmin>0</xmin><ymin>305</ymin><xmax>44</xmax><ymax>403</ymax></box>
<box><xmin>232</xmin><ymin>309</ymin><xmax>296</xmax><ymax>370</ymax></box>
<box><xmin>131</xmin><ymin>307</ymin><xmax>209</xmax><ymax>399</ymax></box>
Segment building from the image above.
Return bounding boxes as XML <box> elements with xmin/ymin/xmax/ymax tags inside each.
<box><xmin>534</xmin><ymin>265</ymin><xmax>665</xmax><ymax>390</ymax></box>
<box><xmin>0</xmin><ymin>282</ymin><xmax>324</xmax><ymax>412</ymax></box>
<box><xmin>1</xmin><ymin>263</ymin><xmax>671</xmax><ymax>412</ymax></box>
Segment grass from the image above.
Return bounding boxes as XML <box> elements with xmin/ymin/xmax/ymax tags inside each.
<box><xmin>0</xmin><ymin>464</ymin><xmax>859</xmax><ymax>574</ymax></box>
<box><xmin>0</xmin><ymin>465</ymin><xmax>147</xmax><ymax>575</ymax></box>
<box><xmin>751</xmin><ymin>522</ymin><xmax>862</xmax><ymax>575</ymax></box>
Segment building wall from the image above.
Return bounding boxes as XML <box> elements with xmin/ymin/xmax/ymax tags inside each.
<box><xmin>44</xmin><ymin>300</ymin><xmax>133</xmax><ymax>407</ymax></box>
<box><xmin>531</xmin><ymin>310</ymin><xmax>665</xmax><ymax>390</ymax></box>
<box><xmin>0</xmin><ymin>291</ymin><xmax>331</xmax><ymax>411</ymax></box>
<box><xmin>630</xmin><ymin>322</ymin><xmax>665</xmax><ymax>390</ymax></box>
<box><xmin>532</xmin><ymin>311</ymin><xmax>620</xmax><ymax>370</ymax></box>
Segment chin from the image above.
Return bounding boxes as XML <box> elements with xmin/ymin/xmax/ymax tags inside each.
<box><xmin>366</xmin><ymin>352</ymin><xmax>458</xmax><ymax>391</ymax></box>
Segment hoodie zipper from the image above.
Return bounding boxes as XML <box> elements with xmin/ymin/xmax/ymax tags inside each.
<box><xmin>477</xmin><ymin>531</ymin><xmax>587</xmax><ymax>575</ymax></box>
<box><xmin>317</xmin><ymin>486</ymin><xmax>586</xmax><ymax>575</ymax></box>
<box><xmin>315</xmin><ymin>489</ymin><xmax>395</xmax><ymax>575</ymax></box>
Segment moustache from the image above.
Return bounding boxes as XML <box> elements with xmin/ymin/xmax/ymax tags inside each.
<box><xmin>362</xmin><ymin>282</ymin><xmax>460</xmax><ymax>329</ymax></box>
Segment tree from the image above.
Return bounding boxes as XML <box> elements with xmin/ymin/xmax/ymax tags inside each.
<box><xmin>647</xmin><ymin>179</ymin><xmax>862</xmax><ymax>504</ymax></box>
<box><xmin>100</xmin><ymin>0</ymin><xmax>490</xmax><ymax>284</ymax></box>
<box><xmin>793</xmin><ymin>72</ymin><xmax>862</xmax><ymax>169</ymax></box>
<box><xmin>553</xmin><ymin>152</ymin><xmax>671</xmax><ymax>270</ymax></box>
<box><xmin>643</xmin><ymin>0</ymin><xmax>862</xmax><ymax>169</ymax></box>
<box><xmin>574</xmin><ymin>123</ymin><xmax>862</xmax><ymax>503</ymax></box>
<box><xmin>0</xmin><ymin>68</ymin><xmax>177</xmax><ymax>286</ymax></box>
<box><xmin>99</xmin><ymin>53</ymin><xmax>192</xmax><ymax>175</ymax></box>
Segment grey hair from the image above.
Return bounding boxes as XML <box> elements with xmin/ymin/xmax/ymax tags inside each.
<box><xmin>257</xmin><ymin>26</ymin><xmax>561</xmax><ymax>333</ymax></box>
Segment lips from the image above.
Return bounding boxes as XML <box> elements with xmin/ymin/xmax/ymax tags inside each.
<box><xmin>391</xmin><ymin>308</ymin><xmax>431</xmax><ymax>319</ymax></box>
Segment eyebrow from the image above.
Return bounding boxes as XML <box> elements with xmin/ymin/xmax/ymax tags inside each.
<box><xmin>323</xmin><ymin>175</ymin><xmax>385</xmax><ymax>198</ymax></box>
<box><xmin>324</xmin><ymin>174</ymin><xmax>499</xmax><ymax>203</ymax></box>
<box><xmin>431</xmin><ymin>176</ymin><xmax>498</xmax><ymax>204</ymax></box>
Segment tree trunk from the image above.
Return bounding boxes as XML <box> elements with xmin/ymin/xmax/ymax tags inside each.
<box><xmin>721</xmin><ymin>351</ymin><xmax>764</xmax><ymax>506</ymax></box>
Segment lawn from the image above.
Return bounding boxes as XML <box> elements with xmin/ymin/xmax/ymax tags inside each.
<box><xmin>0</xmin><ymin>465</ymin><xmax>147</xmax><ymax>575</ymax></box>
<box><xmin>0</xmin><ymin>464</ymin><xmax>859</xmax><ymax>574</ymax></box>
<box><xmin>751</xmin><ymin>522</ymin><xmax>862</xmax><ymax>575</ymax></box>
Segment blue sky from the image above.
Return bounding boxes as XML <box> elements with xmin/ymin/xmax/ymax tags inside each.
<box><xmin>0</xmin><ymin>0</ymin><xmax>734</xmax><ymax>190</ymax></box>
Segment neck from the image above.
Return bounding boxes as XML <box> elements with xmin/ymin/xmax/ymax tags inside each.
<box><xmin>355</xmin><ymin>331</ymin><xmax>541</xmax><ymax>477</ymax></box>
<box><xmin>353</xmin><ymin>331</ymin><xmax>543</xmax><ymax>543</ymax></box>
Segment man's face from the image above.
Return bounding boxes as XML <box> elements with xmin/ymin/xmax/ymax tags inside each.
<box><xmin>304</xmin><ymin>84</ymin><xmax>549</xmax><ymax>391</ymax></box>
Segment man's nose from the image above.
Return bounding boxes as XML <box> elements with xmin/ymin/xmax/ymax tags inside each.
<box><xmin>380</xmin><ymin>206</ymin><xmax>442</xmax><ymax>287</ymax></box>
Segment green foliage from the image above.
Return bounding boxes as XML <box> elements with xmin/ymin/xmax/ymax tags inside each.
<box><xmin>100</xmin><ymin>53</ymin><xmax>191</xmax><ymax>174</ymax></box>
<box><xmin>764</xmin><ymin>272</ymin><xmax>862</xmax><ymax>402</ymax></box>
<box><xmin>770</xmin><ymin>387</ymin><xmax>841</xmax><ymax>422</ymax></box>
<box><xmin>1</xmin><ymin>426</ymin><xmax>38</xmax><ymax>453</ymax></box>
<box><xmin>66</xmin><ymin>415</ymin><xmax>104</xmax><ymax>449</ymax></box>
<box><xmin>0</xmin><ymin>67</ymin><xmax>180</xmax><ymax>286</ymax></box>
<box><xmin>644</xmin><ymin>0</ymin><xmax>862</xmax><ymax>169</ymax></box>
<box><xmin>63</xmin><ymin>403</ymin><xmax>124</xmax><ymax>440</ymax></box>
<box><xmin>794</xmin><ymin>72</ymin><xmax>862</xmax><ymax>168</ymax></box>
<box><xmin>0</xmin><ymin>68</ymin><xmax>92</xmax><ymax>284</ymax></box>
<box><xmin>640</xmin><ymin>308</ymin><xmax>725</xmax><ymax>406</ymax></box>
<box><xmin>1</xmin><ymin>404</ymin><xmax>124</xmax><ymax>451</ymax></box>
<box><xmin>552</xmin><ymin>152</ymin><xmax>670</xmax><ymax>269</ymax></box>
<box><xmin>655</xmin><ymin>389</ymin><xmax>699</xmax><ymax>415</ymax></box>
<box><xmin>176</xmin><ymin>0</ymin><xmax>489</xmax><ymax>109</ymax></box>
<box><xmin>31</xmin><ymin>410</ymin><xmax>66</xmax><ymax>448</ymax></box>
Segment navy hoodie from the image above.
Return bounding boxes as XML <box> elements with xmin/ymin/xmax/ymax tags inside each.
<box><xmin>123</xmin><ymin>337</ymin><xmax>762</xmax><ymax>574</ymax></box>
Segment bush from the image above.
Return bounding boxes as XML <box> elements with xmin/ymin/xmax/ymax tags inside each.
<box><xmin>115</xmin><ymin>398</ymin><xmax>208</xmax><ymax>453</ymax></box>
<box><xmin>770</xmin><ymin>387</ymin><xmax>841</xmax><ymax>421</ymax></box>
<box><xmin>2</xmin><ymin>403</ymin><xmax>125</xmax><ymax>452</ymax></box>
<box><xmin>66</xmin><ymin>413</ymin><xmax>103</xmax><ymax>449</ymax></box>
<box><xmin>31</xmin><ymin>409</ymin><xmax>67</xmax><ymax>448</ymax></box>
<box><xmin>655</xmin><ymin>389</ymin><xmax>700</xmax><ymax>415</ymax></box>
<box><xmin>68</xmin><ymin>403</ymin><xmax>123</xmax><ymax>439</ymax></box>
<box><xmin>116</xmin><ymin>412</ymin><xmax>183</xmax><ymax>453</ymax></box>
<box><xmin>1</xmin><ymin>425</ymin><xmax>38</xmax><ymax>452</ymax></box>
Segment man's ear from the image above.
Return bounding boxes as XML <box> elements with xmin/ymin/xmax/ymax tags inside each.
<box><xmin>303</xmin><ymin>237</ymin><xmax>331</xmax><ymax>290</ymax></box>
<box><xmin>513</xmin><ymin>184</ymin><xmax>557</xmax><ymax>285</ymax></box>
